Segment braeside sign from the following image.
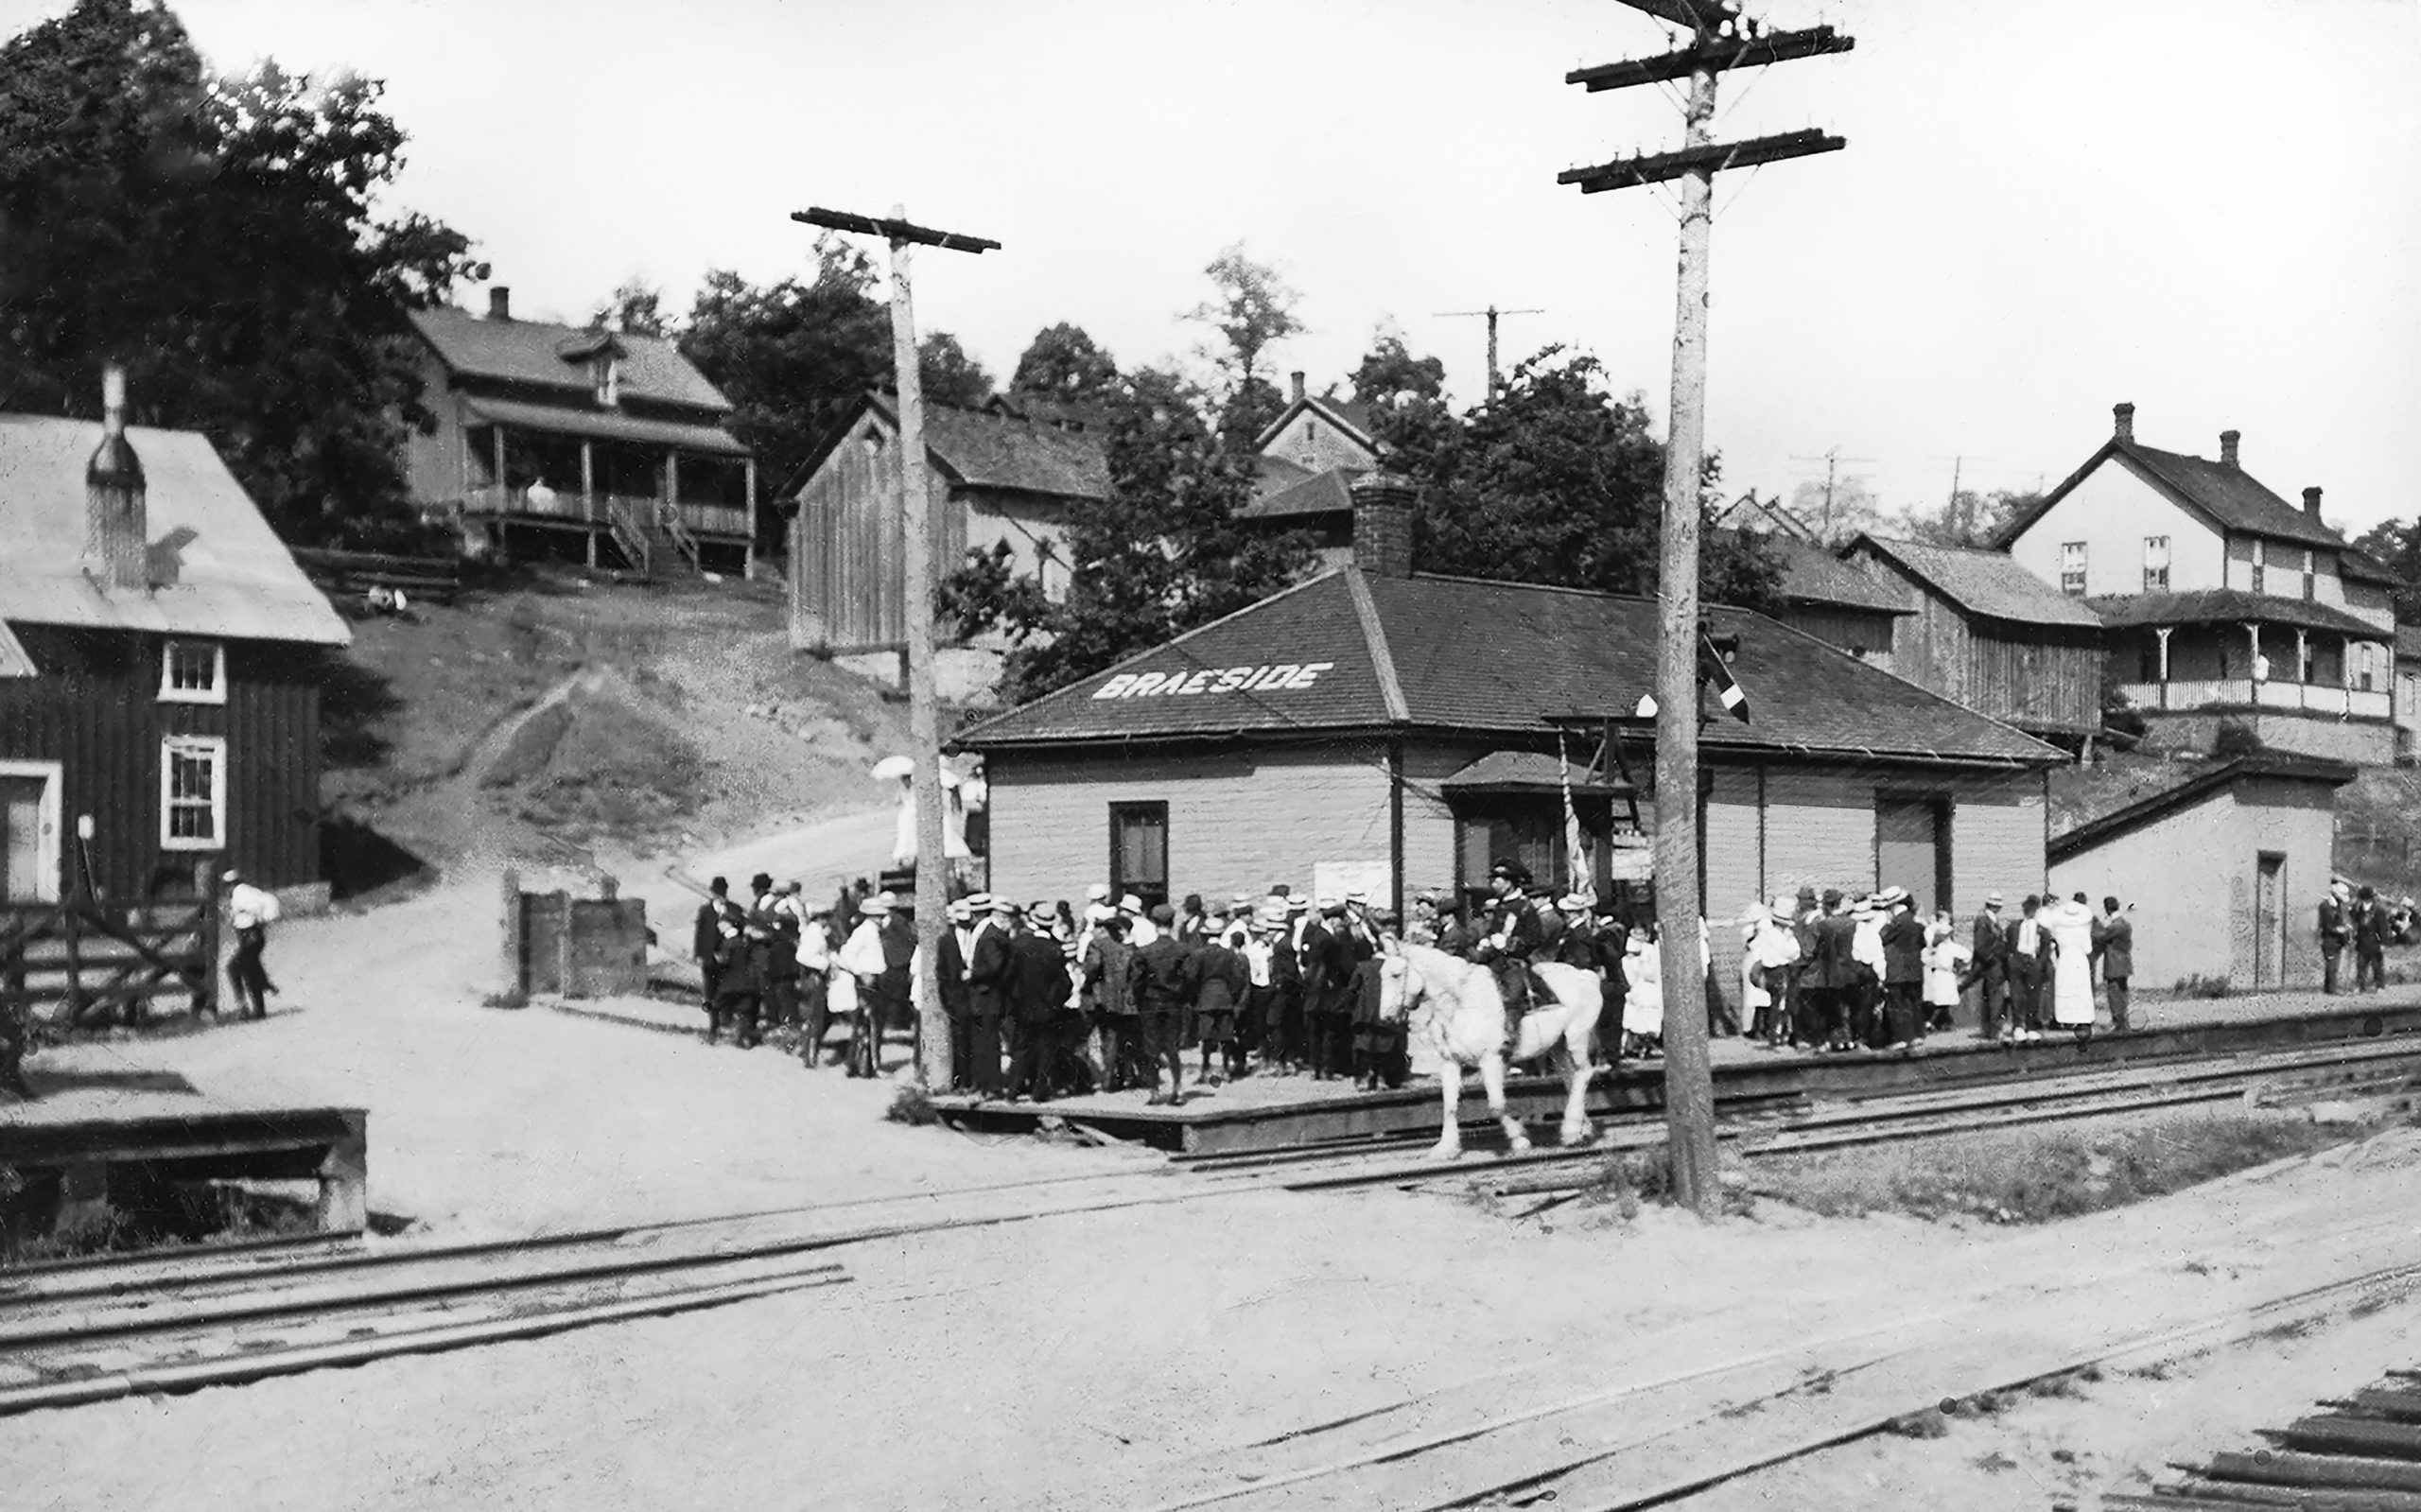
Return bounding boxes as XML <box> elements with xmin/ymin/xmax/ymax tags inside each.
<box><xmin>1091</xmin><ymin>662</ymin><xmax>1336</xmax><ymax>700</ymax></box>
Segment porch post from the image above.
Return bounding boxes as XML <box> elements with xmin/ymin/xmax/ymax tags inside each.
<box><xmin>581</xmin><ymin>440</ymin><xmax>597</xmax><ymax>570</ymax></box>
<box><xmin>743</xmin><ymin>456</ymin><xmax>758</xmax><ymax>579</ymax></box>
<box><xmin>2249</xmin><ymin>623</ymin><xmax>2262</xmax><ymax>684</ymax></box>
<box><xmin>2295</xmin><ymin>627</ymin><xmax>2308</xmax><ymax>685</ymax></box>
<box><xmin>2154</xmin><ymin>626</ymin><xmax>2172</xmax><ymax>710</ymax></box>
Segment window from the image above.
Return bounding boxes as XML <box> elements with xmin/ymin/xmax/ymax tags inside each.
<box><xmin>160</xmin><ymin>639</ymin><xmax>224</xmax><ymax>704</ymax></box>
<box><xmin>2143</xmin><ymin>535</ymin><xmax>2169</xmax><ymax>593</ymax></box>
<box><xmin>160</xmin><ymin>735</ymin><xmax>225</xmax><ymax>851</ymax></box>
<box><xmin>1108</xmin><ymin>802</ymin><xmax>1168</xmax><ymax>914</ymax></box>
<box><xmin>2304</xmin><ymin>549</ymin><xmax>2317</xmax><ymax>602</ymax></box>
<box><xmin>2251</xmin><ymin>539</ymin><xmax>2265</xmax><ymax>595</ymax></box>
<box><xmin>2059</xmin><ymin>542</ymin><xmax>2087</xmax><ymax>597</ymax></box>
<box><xmin>2359</xmin><ymin>642</ymin><xmax>2379</xmax><ymax>692</ymax></box>
<box><xmin>593</xmin><ymin>355</ymin><xmax>619</xmax><ymax>408</ymax></box>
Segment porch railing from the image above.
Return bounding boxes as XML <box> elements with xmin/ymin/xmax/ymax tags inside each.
<box><xmin>2117</xmin><ymin>679</ymin><xmax>2392</xmax><ymax>720</ymax></box>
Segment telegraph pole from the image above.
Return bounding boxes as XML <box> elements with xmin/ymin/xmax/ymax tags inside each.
<box><xmin>792</xmin><ymin>205</ymin><xmax>999</xmax><ymax>1090</ymax></box>
<box><xmin>1561</xmin><ymin>1</ymin><xmax>1852</xmax><ymax>1219</ymax></box>
<box><xmin>1434</xmin><ymin>304</ymin><xmax>1544</xmax><ymax>395</ymax></box>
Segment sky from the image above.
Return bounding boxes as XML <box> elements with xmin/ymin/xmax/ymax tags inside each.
<box><xmin>9</xmin><ymin>0</ymin><xmax>2418</xmax><ymax>531</ymax></box>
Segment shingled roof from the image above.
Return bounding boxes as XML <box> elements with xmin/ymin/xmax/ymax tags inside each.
<box><xmin>1766</xmin><ymin>534</ymin><xmax>1913</xmax><ymax>615</ymax></box>
<box><xmin>410</xmin><ymin>306</ymin><xmax>732</xmax><ymax>412</ymax></box>
<box><xmin>2087</xmin><ymin>588</ymin><xmax>2383</xmax><ymax>637</ymax></box>
<box><xmin>957</xmin><ymin>568</ymin><xmax>2063</xmax><ymax>768</ymax></box>
<box><xmin>1853</xmin><ymin>536</ymin><xmax>2103</xmax><ymax>628</ymax></box>
<box><xmin>1237</xmin><ymin>467</ymin><xmax>1363</xmax><ymax>522</ymax></box>
<box><xmin>1251</xmin><ymin>393</ymin><xmax>1378</xmax><ymax>454</ymax></box>
<box><xmin>2047</xmin><ymin>753</ymin><xmax>2356</xmax><ymax>861</ymax></box>
<box><xmin>2001</xmin><ymin>424</ymin><xmax>2354</xmax><ymax>555</ymax></box>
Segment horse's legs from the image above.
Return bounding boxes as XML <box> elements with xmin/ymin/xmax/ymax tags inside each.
<box><xmin>1559</xmin><ymin>1017</ymin><xmax>1594</xmax><ymax>1146</ymax></box>
<box><xmin>1482</xmin><ymin>1053</ymin><xmax>1529</xmax><ymax>1154</ymax></box>
<box><xmin>1431</xmin><ymin>1062</ymin><xmax>1464</xmax><ymax>1158</ymax></box>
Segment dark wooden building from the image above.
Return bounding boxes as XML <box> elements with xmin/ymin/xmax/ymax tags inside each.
<box><xmin>1760</xmin><ymin>533</ymin><xmax>1914</xmax><ymax>673</ymax></box>
<box><xmin>0</xmin><ymin>399</ymin><xmax>348</xmax><ymax>903</ymax></box>
<box><xmin>1846</xmin><ymin>534</ymin><xmax>2105</xmax><ymax>741</ymax></box>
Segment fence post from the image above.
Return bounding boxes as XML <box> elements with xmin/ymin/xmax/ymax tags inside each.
<box><xmin>557</xmin><ymin>889</ymin><xmax>576</xmax><ymax>999</ymax></box>
<box><xmin>196</xmin><ymin>860</ymin><xmax>221</xmax><ymax>1018</ymax></box>
<box><xmin>500</xmin><ymin>867</ymin><xmax>523</xmax><ymax>997</ymax></box>
<box><xmin>61</xmin><ymin>879</ymin><xmax>82</xmax><ymax>1028</ymax></box>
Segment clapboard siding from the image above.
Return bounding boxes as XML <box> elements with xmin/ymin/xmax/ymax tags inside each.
<box><xmin>0</xmin><ymin>629</ymin><xmax>322</xmax><ymax>897</ymax></box>
<box><xmin>1402</xmin><ymin>741</ymin><xmax>1481</xmax><ymax>904</ymax></box>
<box><xmin>791</xmin><ymin>411</ymin><xmax>963</xmax><ymax>652</ymax></box>
<box><xmin>987</xmin><ymin>744</ymin><xmax>1394</xmax><ymax>908</ymax></box>
<box><xmin>1855</xmin><ymin>552</ymin><xmax>2101</xmax><ymax>736</ymax></box>
<box><xmin>1771</xmin><ymin>604</ymin><xmax>1899</xmax><ymax>671</ymax></box>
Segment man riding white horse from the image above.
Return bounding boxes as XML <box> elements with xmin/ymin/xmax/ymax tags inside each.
<box><xmin>1473</xmin><ymin>860</ymin><xmax>1552</xmax><ymax>1054</ymax></box>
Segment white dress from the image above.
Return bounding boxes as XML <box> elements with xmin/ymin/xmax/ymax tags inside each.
<box><xmin>1622</xmin><ymin>946</ymin><xmax>1663</xmax><ymax>1036</ymax></box>
<box><xmin>2040</xmin><ymin>899</ymin><xmax>2097</xmax><ymax>1026</ymax></box>
<box><xmin>1922</xmin><ymin>931</ymin><xmax>1970</xmax><ymax>1010</ymax></box>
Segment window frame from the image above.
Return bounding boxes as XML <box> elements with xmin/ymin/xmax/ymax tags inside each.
<box><xmin>159</xmin><ymin>638</ymin><xmax>226</xmax><ymax>705</ymax></box>
<box><xmin>2059</xmin><ymin>541</ymin><xmax>2087</xmax><ymax>597</ymax></box>
<box><xmin>2142</xmin><ymin>534</ymin><xmax>2170</xmax><ymax>594</ymax></box>
<box><xmin>1107</xmin><ymin>801</ymin><xmax>1170</xmax><ymax>915</ymax></box>
<box><xmin>159</xmin><ymin>734</ymin><xmax>227</xmax><ymax>852</ymax></box>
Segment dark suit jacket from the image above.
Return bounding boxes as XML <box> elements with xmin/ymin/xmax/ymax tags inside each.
<box><xmin>1971</xmin><ymin>911</ymin><xmax>2009</xmax><ymax>973</ymax></box>
<box><xmin>1809</xmin><ymin>913</ymin><xmax>1857</xmax><ymax>990</ymax></box>
<box><xmin>937</xmin><ymin>930</ymin><xmax>970</xmax><ymax>1018</ymax></box>
<box><xmin>1005</xmin><ymin>930</ymin><xmax>1071</xmax><ymax>1024</ymax></box>
<box><xmin>2090</xmin><ymin>914</ymin><xmax>2134</xmax><ymax>980</ymax></box>
<box><xmin>1879</xmin><ymin>912</ymin><xmax>1925</xmax><ymax>985</ymax></box>
<box><xmin>2006</xmin><ymin>917</ymin><xmax>2055</xmax><ymax>978</ymax></box>
<box><xmin>967</xmin><ymin>922</ymin><xmax>1011</xmax><ymax>1019</ymax></box>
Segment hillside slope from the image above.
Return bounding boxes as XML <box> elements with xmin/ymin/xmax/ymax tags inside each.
<box><xmin>322</xmin><ymin>572</ymin><xmax>914</xmax><ymax>892</ymax></box>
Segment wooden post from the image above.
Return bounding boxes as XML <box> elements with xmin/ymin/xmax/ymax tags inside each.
<box><xmin>194</xmin><ymin>860</ymin><xmax>220</xmax><ymax>1018</ymax></box>
<box><xmin>885</xmin><ymin>213</ymin><xmax>952</xmax><ymax>1091</ymax></box>
<box><xmin>743</xmin><ymin>456</ymin><xmax>758</xmax><ymax>580</ymax></box>
<box><xmin>1651</xmin><ymin>50</ymin><xmax>1723</xmax><ymax>1222</ymax></box>
<box><xmin>556</xmin><ymin>889</ymin><xmax>575</xmax><ymax>999</ymax></box>
<box><xmin>581</xmin><ymin>440</ymin><xmax>597</xmax><ymax>570</ymax></box>
<box><xmin>500</xmin><ymin>866</ymin><xmax>523</xmax><ymax>997</ymax></box>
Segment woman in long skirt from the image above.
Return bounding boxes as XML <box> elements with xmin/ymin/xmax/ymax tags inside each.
<box><xmin>2039</xmin><ymin>893</ymin><xmax>2098</xmax><ymax>1038</ymax></box>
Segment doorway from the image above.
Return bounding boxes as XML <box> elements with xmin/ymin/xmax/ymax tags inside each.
<box><xmin>2255</xmin><ymin>851</ymin><xmax>2286</xmax><ymax>991</ymax></box>
<box><xmin>1875</xmin><ymin>795</ymin><xmax>1953</xmax><ymax>914</ymax></box>
<box><xmin>0</xmin><ymin>763</ymin><xmax>61</xmax><ymax>903</ymax></box>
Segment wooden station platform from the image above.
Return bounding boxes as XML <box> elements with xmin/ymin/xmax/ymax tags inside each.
<box><xmin>0</xmin><ymin>1069</ymin><xmax>367</xmax><ymax>1239</ymax></box>
<box><xmin>929</xmin><ymin>995</ymin><xmax>2421</xmax><ymax>1154</ymax></box>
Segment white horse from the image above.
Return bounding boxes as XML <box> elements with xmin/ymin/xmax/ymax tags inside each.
<box><xmin>1378</xmin><ymin>942</ymin><xmax>1604</xmax><ymax>1158</ymax></box>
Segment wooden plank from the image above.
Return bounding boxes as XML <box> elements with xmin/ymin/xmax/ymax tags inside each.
<box><xmin>2208</xmin><ymin>1450</ymin><xmax>2421</xmax><ymax>1493</ymax></box>
<box><xmin>2274</xmin><ymin>1416</ymin><xmax>2421</xmax><ymax>1459</ymax></box>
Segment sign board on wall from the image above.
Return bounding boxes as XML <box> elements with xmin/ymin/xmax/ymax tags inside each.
<box><xmin>1314</xmin><ymin>859</ymin><xmax>1391</xmax><ymax>906</ymax></box>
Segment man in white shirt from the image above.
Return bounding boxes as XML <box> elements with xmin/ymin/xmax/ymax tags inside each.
<box><xmin>222</xmin><ymin>868</ymin><xmax>281</xmax><ymax>1019</ymax></box>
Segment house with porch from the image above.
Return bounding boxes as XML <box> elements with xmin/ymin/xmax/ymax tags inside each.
<box><xmin>1999</xmin><ymin>404</ymin><xmax>2401</xmax><ymax>764</ymax></box>
<box><xmin>401</xmin><ymin>287</ymin><xmax>757</xmax><ymax>579</ymax></box>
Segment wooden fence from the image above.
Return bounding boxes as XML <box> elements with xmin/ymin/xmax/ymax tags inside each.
<box><xmin>0</xmin><ymin>867</ymin><xmax>220</xmax><ymax>1031</ymax></box>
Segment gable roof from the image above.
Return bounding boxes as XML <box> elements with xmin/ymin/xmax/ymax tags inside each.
<box><xmin>0</xmin><ymin>415</ymin><xmax>349</xmax><ymax>645</ymax></box>
<box><xmin>957</xmin><ymin>567</ymin><xmax>2064</xmax><ymax>769</ymax></box>
<box><xmin>0</xmin><ymin>617</ymin><xmax>32</xmax><ymax>677</ymax></box>
<box><xmin>1767</xmin><ymin>534</ymin><xmax>1914</xmax><ymax>615</ymax></box>
<box><xmin>787</xmin><ymin>394</ymin><xmax>1111</xmax><ymax>504</ymax></box>
<box><xmin>1713</xmin><ymin>491</ymin><xmax>1820</xmax><ymax>543</ymax></box>
<box><xmin>1251</xmin><ymin>392</ymin><xmax>1378</xmax><ymax>455</ymax></box>
<box><xmin>2342</xmin><ymin>546</ymin><xmax>2407</xmax><ymax>589</ymax></box>
<box><xmin>410</xmin><ymin>305</ymin><xmax>732</xmax><ymax>413</ymax></box>
<box><xmin>1852</xmin><ymin>535</ymin><xmax>2103</xmax><ymax>628</ymax></box>
<box><xmin>1237</xmin><ymin>466</ymin><xmax>1364</xmax><ymax>522</ymax></box>
<box><xmin>2001</xmin><ymin>429</ymin><xmax>2346</xmax><ymax>554</ymax></box>
<box><xmin>2047</xmin><ymin>752</ymin><xmax>2356</xmax><ymax>862</ymax></box>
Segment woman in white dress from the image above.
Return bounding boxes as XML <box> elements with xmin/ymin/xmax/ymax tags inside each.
<box><xmin>1921</xmin><ymin>909</ymin><xmax>1970</xmax><ymax>1034</ymax></box>
<box><xmin>2038</xmin><ymin>892</ymin><xmax>2098</xmax><ymax>1034</ymax></box>
<box><xmin>1621</xmin><ymin>926</ymin><xmax>1663</xmax><ymax>1054</ymax></box>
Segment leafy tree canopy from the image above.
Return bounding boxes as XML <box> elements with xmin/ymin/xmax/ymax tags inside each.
<box><xmin>1009</xmin><ymin>322</ymin><xmax>1119</xmax><ymax>408</ymax></box>
<box><xmin>1349</xmin><ymin>326</ymin><xmax>1446</xmax><ymax>408</ymax></box>
<box><xmin>1186</xmin><ymin>242</ymin><xmax>1301</xmax><ymax>452</ymax></box>
<box><xmin>2351</xmin><ymin>516</ymin><xmax>2421</xmax><ymax>617</ymax></box>
<box><xmin>915</xmin><ymin>331</ymin><xmax>993</xmax><ymax>408</ymax></box>
<box><xmin>588</xmin><ymin>279</ymin><xmax>670</xmax><ymax>337</ymax></box>
<box><xmin>0</xmin><ymin>0</ymin><xmax>479</xmax><ymax>546</ymax></box>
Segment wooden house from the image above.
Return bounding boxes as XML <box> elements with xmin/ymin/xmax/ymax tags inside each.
<box><xmin>1760</xmin><ymin>533</ymin><xmax>1913</xmax><ymax>673</ymax></box>
<box><xmin>401</xmin><ymin>287</ymin><xmax>757</xmax><ymax>579</ymax></box>
<box><xmin>0</xmin><ymin>380</ymin><xmax>349</xmax><ymax>903</ymax></box>
<box><xmin>1846</xmin><ymin>535</ymin><xmax>2105</xmax><ymax>741</ymax></box>
<box><xmin>957</xmin><ymin>480</ymin><xmax>2066</xmax><ymax>991</ymax></box>
<box><xmin>1998</xmin><ymin>404</ymin><xmax>2402</xmax><ymax>763</ymax></box>
<box><xmin>786</xmin><ymin>393</ymin><xmax>1111</xmax><ymax>655</ymax></box>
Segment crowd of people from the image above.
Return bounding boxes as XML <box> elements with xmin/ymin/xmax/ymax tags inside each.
<box><xmin>688</xmin><ymin>858</ymin><xmax>2421</xmax><ymax>1104</ymax></box>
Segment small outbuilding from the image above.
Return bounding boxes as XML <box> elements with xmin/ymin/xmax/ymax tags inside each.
<box><xmin>2046</xmin><ymin>752</ymin><xmax>2355</xmax><ymax>993</ymax></box>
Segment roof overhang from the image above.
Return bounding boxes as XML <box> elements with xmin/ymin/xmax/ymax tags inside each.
<box><xmin>463</xmin><ymin>395</ymin><xmax>751</xmax><ymax>458</ymax></box>
<box><xmin>2049</xmin><ymin>753</ymin><xmax>2357</xmax><ymax>861</ymax></box>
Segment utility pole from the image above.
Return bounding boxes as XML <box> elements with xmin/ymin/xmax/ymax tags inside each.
<box><xmin>1785</xmin><ymin>447</ymin><xmax>1874</xmax><ymax>542</ymax></box>
<box><xmin>792</xmin><ymin>204</ymin><xmax>999</xmax><ymax>1090</ymax></box>
<box><xmin>1434</xmin><ymin>304</ymin><xmax>1544</xmax><ymax>395</ymax></box>
<box><xmin>1561</xmin><ymin>1</ymin><xmax>1852</xmax><ymax>1220</ymax></box>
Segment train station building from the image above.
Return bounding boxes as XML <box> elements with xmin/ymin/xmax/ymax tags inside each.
<box><xmin>955</xmin><ymin>482</ymin><xmax>2070</xmax><ymax>983</ymax></box>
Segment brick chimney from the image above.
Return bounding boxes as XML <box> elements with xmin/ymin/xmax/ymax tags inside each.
<box><xmin>2220</xmin><ymin>429</ymin><xmax>2240</xmax><ymax>468</ymax></box>
<box><xmin>84</xmin><ymin>364</ymin><xmax>147</xmax><ymax>591</ymax></box>
<box><xmin>1290</xmin><ymin>371</ymin><xmax>1305</xmax><ymax>403</ymax></box>
<box><xmin>2303</xmin><ymin>486</ymin><xmax>2324</xmax><ymax>520</ymax></box>
<box><xmin>1350</xmin><ymin>470</ymin><xmax>1416</xmax><ymax>579</ymax></box>
<box><xmin>2112</xmin><ymin>402</ymin><xmax>2135</xmax><ymax>443</ymax></box>
<box><xmin>487</xmin><ymin>286</ymin><xmax>513</xmax><ymax>321</ymax></box>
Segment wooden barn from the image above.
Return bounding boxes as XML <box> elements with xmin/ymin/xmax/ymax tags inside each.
<box><xmin>957</xmin><ymin>479</ymin><xmax>2067</xmax><ymax>990</ymax></box>
<box><xmin>786</xmin><ymin>392</ymin><xmax>1110</xmax><ymax>655</ymax></box>
<box><xmin>1845</xmin><ymin>535</ymin><xmax>2105</xmax><ymax>741</ymax></box>
<box><xmin>1760</xmin><ymin>533</ymin><xmax>1913</xmax><ymax>673</ymax></box>
<box><xmin>0</xmin><ymin>386</ymin><xmax>348</xmax><ymax>904</ymax></box>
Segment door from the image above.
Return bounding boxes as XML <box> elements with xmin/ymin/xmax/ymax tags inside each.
<box><xmin>2255</xmin><ymin>851</ymin><xmax>2286</xmax><ymax>991</ymax></box>
<box><xmin>1108</xmin><ymin>802</ymin><xmax>1169</xmax><ymax>914</ymax></box>
<box><xmin>1875</xmin><ymin>796</ymin><xmax>1953</xmax><ymax>914</ymax></box>
<box><xmin>0</xmin><ymin>769</ymin><xmax>59</xmax><ymax>902</ymax></box>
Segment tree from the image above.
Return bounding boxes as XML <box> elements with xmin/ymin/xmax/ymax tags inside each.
<box><xmin>588</xmin><ymin>279</ymin><xmax>670</xmax><ymax>337</ymax></box>
<box><xmin>955</xmin><ymin>366</ymin><xmax>1313</xmax><ymax>704</ymax></box>
<box><xmin>1009</xmin><ymin>322</ymin><xmax>1119</xmax><ymax>408</ymax></box>
<box><xmin>2352</xmin><ymin>518</ymin><xmax>2421</xmax><ymax>618</ymax></box>
<box><xmin>1348</xmin><ymin>325</ymin><xmax>1455</xmax><ymax>461</ymax></box>
<box><xmin>1788</xmin><ymin>473</ymin><xmax>1885</xmax><ymax>546</ymax></box>
<box><xmin>1402</xmin><ymin>348</ymin><xmax>1778</xmax><ymax>611</ymax></box>
<box><xmin>0</xmin><ymin>1</ymin><xmax>479</xmax><ymax>546</ymax></box>
<box><xmin>1890</xmin><ymin>488</ymin><xmax>2039</xmax><ymax>548</ymax></box>
<box><xmin>916</xmin><ymin>331</ymin><xmax>993</xmax><ymax>408</ymax></box>
<box><xmin>1186</xmin><ymin>242</ymin><xmax>1303</xmax><ymax>451</ymax></box>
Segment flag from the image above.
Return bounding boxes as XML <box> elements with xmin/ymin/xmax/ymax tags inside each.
<box><xmin>1698</xmin><ymin>635</ymin><xmax>1751</xmax><ymax>723</ymax></box>
<box><xmin>1559</xmin><ymin>730</ymin><xmax>1595</xmax><ymax>907</ymax></box>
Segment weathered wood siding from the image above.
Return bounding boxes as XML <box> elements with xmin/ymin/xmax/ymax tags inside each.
<box><xmin>0</xmin><ymin>627</ymin><xmax>322</xmax><ymax>897</ymax></box>
<box><xmin>1860</xmin><ymin>556</ymin><xmax>2101</xmax><ymax>736</ymax></box>
<box><xmin>791</xmin><ymin>411</ymin><xmax>964</xmax><ymax>653</ymax></box>
<box><xmin>1771</xmin><ymin>605</ymin><xmax>1899</xmax><ymax>671</ymax></box>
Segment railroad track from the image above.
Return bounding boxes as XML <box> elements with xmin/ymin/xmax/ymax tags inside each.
<box><xmin>2124</xmin><ymin>1365</ymin><xmax>2421</xmax><ymax>1509</ymax></box>
<box><xmin>6</xmin><ymin>1033</ymin><xmax>2414</xmax><ymax>1422</ymax></box>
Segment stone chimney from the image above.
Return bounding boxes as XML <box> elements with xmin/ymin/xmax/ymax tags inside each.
<box><xmin>2220</xmin><ymin>429</ymin><xmax>2240</xmax><ymax>468</ymax></box>
<box><xmin>1290</xmin><ymin>371</ymin><xmax>1305</xmax><ymax>403</ymax></box>
<box><xmin>487</xmin><ymin>286</ymin><xmax>513</xmax><ymax>321</ymax></box>
<box><xmin>1350</xmin><ymin>470</ymin><xmax>1416</xmax><ymax>579</ymax></box>
<box><xmin>84</xmin><ymin>364</ymin><xmax>147</xmax><ymax>591</ymax></box>
<box><xmin>2112</xmin><ymin>402</ymin><xmax>2135</xmax><ymax>443</ymax></box>
<box><xmin>2304</xmin><ymin>486</ymin><xmax>2324</xmax><ymax>520</ymax></box>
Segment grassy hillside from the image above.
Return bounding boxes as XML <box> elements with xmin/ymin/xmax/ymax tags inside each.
<box><xmin>322</xmin><ymin>570</ymin><xmax>912</xmax><ymax>889</ymax></box>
